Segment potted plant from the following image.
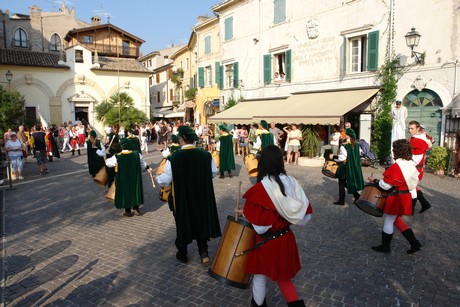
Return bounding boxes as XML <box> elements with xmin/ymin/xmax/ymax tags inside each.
<box><xmin>426</xmin><ymin>146</ymin><xmax>448</xmax><ymax>176</ymax></box>
<box><xmin>300</xmin><ymin>126</ymin><xmax>319</xmax><ymax>158</ymax></box>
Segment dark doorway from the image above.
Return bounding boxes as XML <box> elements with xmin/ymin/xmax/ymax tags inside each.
<box><xmin>75</xmin><ymin>107</ymin><xmax>89</xmax><ymax>123</ymax></box>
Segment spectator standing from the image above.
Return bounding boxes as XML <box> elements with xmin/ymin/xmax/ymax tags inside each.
<box><xmin>269</xmin><ymin>122</ymin><xmax>284</xmax><ymax>147</ymax></box>
<box><xmin>284</xmin><ymin>124</ymin><xmax>303</xmax><ymax>165</ymax></box>
<box><xmin>31</xmin><ymin>125</ymin><xmax>49</xmax><ymax>175</ymax></box>
<box><xmin>5</xmin><ymin>132</ymin><xmax>25</xmax><ymax>180</ymax></box>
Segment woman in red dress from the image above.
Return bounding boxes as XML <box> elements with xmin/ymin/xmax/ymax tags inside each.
<box><xmin>368</xmin><ymin>139</ymin><xmax>422</xmax><ymax>254</ymax></box>
<box><xmin>241</xmin><ymin>145</ymin><xmax>312</xmax><ymax>307</ymax></box>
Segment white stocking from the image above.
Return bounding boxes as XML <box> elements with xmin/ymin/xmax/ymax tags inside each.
<box><xmin>383</xmin><ymin>214</ymin><xmax>397</xmax><ymax>234</ymax></box>
<box><xmin>252</xmin><ymin>274</ymin><xmax>268</xmax><ymax>305</ymax></box>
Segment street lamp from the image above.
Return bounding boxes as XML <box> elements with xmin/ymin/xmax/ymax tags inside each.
<box><xmin>405</xmin><ymin>27</ymin><xmax>425</xmax><ymax>65</ymax></box>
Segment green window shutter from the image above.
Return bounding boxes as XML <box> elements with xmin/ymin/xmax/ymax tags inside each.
<box><xmin>342</xmin><ymin>36</ymin><xmax>347</xmax><ymax>74</ymax></box>
<box><xmin>233</xmin><ymin>62</ymin><xmax>239</xmax><ymax>88</ymax></box>
<box><xmin>367</xmin><ymin>30</ymin><xmax>379</xmax><ymax>71</ymax></box>
<box><xmin>285</xmin><ymin>49</ymin><xmax>291</xmax><ymax>82</ymax></box>
<box><xmin>225</xmin><ymin>17</ymin><xmax>233</xmax><ymax>41</ymax></box>
<box><xmin>215</xmin><ymin>62</ymin><xmax>220</xmax><ymax>88</ymax></box>
<box><xmin>263</xmin><ymin>54</ymin><xmax>272</xmax><ymax>84</ymax></box>
<box><xmin>219</xmin><ymin>65</ymin><xmax>224</xmax><ymax>89</ymax></box>
<box><xmin>274</xmin><ymin>0</ymin><xmax>286</xmax><ymax>24</ymax></box>
<box><xmin>198</xmin><ymin>67</ymin><xmax>204</xmax><ymax>88</ymax></box>
<box><xmin>205</xmin><ymin>36</ymin><xmax>211</xmax><ymax>54</ymax></box>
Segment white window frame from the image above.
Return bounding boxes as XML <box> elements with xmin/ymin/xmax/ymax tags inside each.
<box><xmin>349</xmin><ymin>36</ymin><xmax>367</xmax><ymax>73</ymax></box>
<box><xmin>273</xmin><ymin>52</ymin><xmax>286</xmax><ymax>82</ymax></box>
<box><xmin>205</xmin><ymin>65</ymin><xmax>212</xmax><ymax>87</ymax></box>
<box><xmin>49</xmin><ymin>33</ymin><xmax>61</xmax><ymax>51</ymax></box>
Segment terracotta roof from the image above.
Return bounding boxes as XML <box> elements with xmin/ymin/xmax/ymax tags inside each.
<box><xmin>92</xmin><ymin>56</ymin><xmax>151</xmax><ymax>73</ymax></box>
<box><xmin>0</xmin><ymin>49</ymin><xmax>69</xmax><ymax>68</ymax></box>
<box><xmin>65</xmin><ymin>24</ymin><xmax>145</xmax><ymax>44</ymax></box>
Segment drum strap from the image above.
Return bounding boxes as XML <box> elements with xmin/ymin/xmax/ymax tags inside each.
<box><xmin>234</xmin><ymin>226</ymin><xmax>291</xmax><ymax>258</ymax></box>
<box><xmin>386</xmin><ymin>189</ymin><xmax>410</xmax><ymax>196</ymax></box>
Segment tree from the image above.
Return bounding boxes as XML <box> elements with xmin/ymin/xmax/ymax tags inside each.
<box><xmin>95</xmin><ymin>92</ymin><xmax>147</xmax><ymax>128</ymax></box>
<box><xmin>0</xmin><ymin>86</ymin><xmax>26</xmax><ymax>134</ymax></box>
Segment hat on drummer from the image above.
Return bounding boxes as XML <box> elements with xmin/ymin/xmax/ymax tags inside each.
<box><xmin>89</xmin><ymin>130</ymin><xmax>97</xmax><ymax>138</ymax></box>
<box><xmin>345</xmin><ymin>128</ymin><xmax>356</xmax><ymax>139</ymax></box>
<box><xmin>260</xmin><ymin>120</ymin><xmax>268</xmax><ymax>130</ymax></box>
<box><xmin>120</xmin><ymin>138</ymin><xmax>134</xmax><ymax>150</ymax></box>
<box><xmin>218</xmin><ymin>124</ymin><xmax>228</xmax><ymax>132</ymax></box>
<box><xmin>178</xmin><ymin>125</ymin><xmax>199</xmax><ymax>142</ymax></box>
<box><xmin>171</xmin><ymin>134</ymin><xmax>179</xmax><ymax>144</ymax></box>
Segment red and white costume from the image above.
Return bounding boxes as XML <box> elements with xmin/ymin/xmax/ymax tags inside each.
<box><xmin>242</xmin><ymin>174</ymin><xmax>312</xmax><ymax>304</ymax></box>
<box><xmin>410</xmin><ymin>135</ymin><xmax>430</xmax><ymax>180</ymax></box>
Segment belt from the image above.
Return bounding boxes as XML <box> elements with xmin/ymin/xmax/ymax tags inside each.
<box><xmin>234</xmin><ymin>226</ymin><xmax>291</xmax><ymax>258</ymax></box>
<box><xmin>386</xmin><ymin>189</ymin><xmax>410</xmax><ymax>196</ymax></box>
<box><xmin>416</xmin><ymin>165</ymin><xmax>424</xmax><ymax>169</ymax></box>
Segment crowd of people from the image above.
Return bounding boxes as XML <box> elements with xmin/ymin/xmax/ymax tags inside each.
<box><xmin>0</xmin><ymin>107</ymin><xmax>453</xmax><ymax>306</ymax></box>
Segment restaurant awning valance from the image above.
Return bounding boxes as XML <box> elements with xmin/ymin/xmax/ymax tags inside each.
<box><xmin>208</xmin><ymin>87</ymin><xmax>380</xmax><ymax>125</ymax></box>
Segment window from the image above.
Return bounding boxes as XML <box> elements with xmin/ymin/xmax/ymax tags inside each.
<box><xmin>204</xmin><ymin>35</ymin><xmax>211</xmax><ymax>54</ymax></box>
<box><xmin>148</xmin><ymin>59</ymin><xmax>152</xmax><ymax>67</ymax></box>
<box><xmin>149</xmin><ymin>76</ymin><xmax>153</xmax><ymax>86</ymax></box>
<box><xmin>49</xmin><ymin>33</ymin><xmax>61</xmax><ymax>51</ymax></box>
<box><xmin>83</xmin><ymin>36</ymin><xmax>93</xmax><ymax>44</ymax></box>
<box><xmin>274</xmin><ymin>0</ymin><xmax>286</xmax><ymax>24</ymax></box>
<box><xmin>122</xmin><ymin>40</ymin><xmax>130</xmax><ymax>56</ymax></box>
<box><xmin>156</xmin><ymin>73</ymin><xmax>160</xmax><ymax>84</ymax></box>
<box><xmin>14</xmin><ymin>28</ymin><xmax>28</xmax><ymax>48</ymax></box>
<box><xmin>263</xmin><ymin>50</ymin><xmax>291</xmax><ymax>84</ymax></box>
<box><xmin>205</xmin><ymin>65</ymin><xmax>212</xmax><ymax>87</ymax></box>
<box><xmin>225</xmin><ymin>64</ymin><xmax>233</xmax><ymax>88</ymax></box>
<box><xmin>157</xmin><ymin>91</ymin><xmax>160</xmax><ymax>103</ymax></box>
<box><xmin>186</xmin><ymin>58</ymin><xmax>189</xmax><ymax>70</ymax></box>
<box><xmin>224</xmin><ymin>16</ymin><xmax>233</xmax><ymax>41</ymax></box>
<box><xmin>75</xmin><ymin>50</ymin><xmax>83</xmax><ymax>63</ymax></box>
<box><xmin>170</xmin><ymin>89</ymin><xmax>174</xmax><ymax>101</ymax></box>
<box><xmin>344</xmin><ymin>30</ymin><xmax>379</xmax><ymax>73</ymax></box>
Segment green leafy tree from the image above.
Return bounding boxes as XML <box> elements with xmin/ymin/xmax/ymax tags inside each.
<box><xmin>95</xmin><ymin>92</ymin><xmax>147</xmax><ymax>128</ymax></box>
<box><xmin>224</xmin><ymin>95</ymin><xmax>238</xmax><ymax>110</ymax></box>
<box><xmin>301</xmin><ymin>126</ymin><xmax>319</xmax><ymax>158</ymax></box>
<box><xmin>0</xmin><ymin>86</ymin><xmax>26</xmax><ymax>134</ymax></box>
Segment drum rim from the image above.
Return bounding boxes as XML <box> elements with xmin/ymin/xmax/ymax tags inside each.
<box><xmin>226</xmin><ymin>215</ymin><xmax>253</xmax><ymax>228</ymax></box>
<box><xmin>208</xmin><ymin>268</ymin><xmax>250</xmax><ymax>289</ymax></box>
<box><xmin>355</xmin><ymin>201</ymin><xmax>383</xmax><ymax>217</ymax></box>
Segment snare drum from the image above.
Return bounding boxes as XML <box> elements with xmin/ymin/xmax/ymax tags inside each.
<box><xmin>244</xmin><ymin>153</ymin><xmax>258</xmax><ymax>177</ymax></box>
<box><xmin>208</xmin><ymin>215</ymin><xmax>255</xmax><ymax>289</ymax></box>
<box><xmin>321</xmin><ymin>160</ymin><xmax>338</xmax><ymax>178</ymax></box>
<box><xmin>355</xmin><ymin>183</ymin><xmax>386</xmax><ymax>217</ymax></box>
<box><xmin>159</xmin><ymin>185</ymin><xmax>172</xmax><ymax>202</ymax></box>
<box><xmin>156</xmin><ymin>158</ymin><xmax>167</xmax><ymax>176</ymax></box>
<box><xmin>105</xmin><ymin>182</ymin><xmax>115</xmax><ymax>202</ymax></box>
<box><xmin>94</xmin><ymin>167</ymin><xmax>108</xmax><ymax>186</ymax></box>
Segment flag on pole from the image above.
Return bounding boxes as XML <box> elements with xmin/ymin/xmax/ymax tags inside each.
<box><xmin>37</xmin><ymin>106</ymin><xmax>48</xmax><ymax>129</ymax></box>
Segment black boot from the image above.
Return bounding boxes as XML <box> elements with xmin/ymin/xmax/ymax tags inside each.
<box><xmin>77</xmin><ymin>149</ymin><xmax>81</xmax><ymax>156</ymax></box>
<box><xmin>48</xmin><ymin>156</ymin><xmax>53</xmax><ymax>162</ymax></box>
<box><xmin>353</xmin><ymin>192</ymin><xmax>361</xmax><ymax>204</ymax></box>
<box><xmin>402</xmin><ymin>229</ymin><xmax>422</xmax><ymax>254</ymax></box>
<box><xmin>412</xmin><ymin>198</ymin><xmax>417</xmax><ymax>216</ymax></box>
<box><xmin>250</xmin><ymin>297</ymin><xmax>267</xmax><ymax>307</ymax></box>
<box><xmin>417</xmin><ymin>190</ymin><xmax>431</xmax><ymax>213</ymax></box>
<box><xmin>176</xmin><ymin>246</ymin><xmax>188</xmax><ymax>263</ymax></box>
<box><xmin>197</xmin><ymin>240</ymin><xmax>209</xmax><ymax>266</ymax></box>
<box><xmin>371</xmin><ymin>231</ymin><xmax>392</xmax><ymax>253</ymax></box>
<box><xmin>287</xmin><ymin>300</ymin><xmax>306</xmax><ymax>307</ymax></box>
<box><xmin>71</xmin><ymin>150</ymin><xmax>75</xmax><ymax>156</ymax></box>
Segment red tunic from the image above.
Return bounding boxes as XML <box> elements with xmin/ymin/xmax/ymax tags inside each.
<box><xmin>382</xmin><ymin>163</ymin><xmax>412</xmax><ymax>216</ymax></box>
<box><xmin>410</xmin><ymin>137</ymin><xmax>429</xmax><ymax>180</ymax></box>
<box><xmin>242</xmin><ymin>182</ymin><xmax>312</xmax><ymax>281</ymax></box>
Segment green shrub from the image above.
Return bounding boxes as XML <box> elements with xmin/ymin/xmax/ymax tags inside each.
<box><xmin>301</xmin><ymin>127</ymin><xmax>319</xmax><ymax>158</ymax></box>
<box><xmin>427</xmin><ymin>146</ymin><xmax>448</xmax><ymax>171</ymax></box>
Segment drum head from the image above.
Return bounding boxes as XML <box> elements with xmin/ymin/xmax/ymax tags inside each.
<box><xmin>355</xmin><ymin>200</ymin><xmax>383</xmax><ymax>217</ymax></box>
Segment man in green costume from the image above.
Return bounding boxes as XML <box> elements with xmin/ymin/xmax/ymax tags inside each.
<box><xmin>127</xmin><ymin>129</ymin><xmax>141</xmax><ymax>153</ymax></box>
<box><xmin>156</xmin><ymin>125</ymin><xmax>221</xmax><ymax>265</ymax></box>
<box><xmin>254</xmin><ymin>120</ymin><xmax>275</xmax><ymax>151</ymax></box>
<box><xmin>105</xmin><ymin>138</ymin><xmax>149</xmax><ymax>217</ymax></box>
<box><xmin>85</xmin><ymin>130</ymin><xmax>105</xmax><ymax>177</ymax></box>
<box><xmin>333</xmin><ymin>128</ymin><xmax>364</xmax><ymax>205</ymax></box>
<box><xmin>218</xmin><ymin>124</ymin><xmax>235</xmax><ymax>179</ymax></box>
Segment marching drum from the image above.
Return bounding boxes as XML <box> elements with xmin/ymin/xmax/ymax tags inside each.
<box><xmin>244</xmin><ymin>153</ymin><xmax>258</xmax><ymax>177</ymax></box>
<box><xmin>105</xmin><ymin>182</ymin><xmax>116</xmax><ymax>202</ymax></box>
<box><xmin>159</xmin><ymin>185</ymin><xmax>172</xmax><ymax>202</ymax></box>
<box><xmin>321</xmin><ymin>160</ymin><xmax>338</xmax><ymax>178</ymax></box>
<box><xmin>208</xmin><ymin>215</ymin><xmax>255</xmax><ymax>289</ymax></box>
<box><xmin>211</xmin><ymin>151</ymin><xmax>220</xmax><ymax>168</ymax></box>
<box><xmin>355</xmin><ymin>183</ymin><xmax>386</xmax><ymax>217</ymax></box>
<box><xmin>94</xmin><ymin>167</ymin><xmax>108</xmax><ymax>186</ymax></box>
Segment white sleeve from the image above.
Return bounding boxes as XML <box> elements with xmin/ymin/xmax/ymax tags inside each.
<box><xmin>211</xmin><ymin>157</ymin><xmax>218</xmax><ymax>177</ymax></box>
<box><xmin>252</xmin><ymin>224</ymin><xmax>271</xmax><ymax>235</ymax></box>
<box><xmin>96</xmin><ymin>149</ymin><xmax>105</xmax><ymax>157</ymax></box>
<box><xmin>335</xmin><ymin>146</ymin><xmax>347</xmax><ymax>162</ymax></box>
<box><xmin>139</xmin><ymin>153</ymin><xmax>147</xmax><ymax>170</ymax></box>
<box><xmin>378</xmin><ymin>178</ymin><xmax>393</xmax><ymax>191</ymax></box>
<box><xmin>155</xmin><ymin>160</ymin><xmax>172</xmax><ymax>186</ymax></box>
<box><xmin>332</xmin><ymin>133</ymin><xmax>340</xmax><ymax>142</ymax></box>
<box><xmin>253</xmin><ymin>136</ymin><xmax>262</xmax><ymax>149</ymax></box>
<box><xmin>105</xmin><ymin>155</ymin><xmax>117</xmax><ymax>168</ymax></box>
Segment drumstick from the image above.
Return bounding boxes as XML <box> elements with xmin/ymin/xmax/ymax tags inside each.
<box><xmin>149</xmin><ymin>171</ymin><xmax>156</xmax><ymax>188</ymax></box>
<box><xmin>235</xmin><ymin>181</ymin><xmax>242</xmax><ymax>221</ymax></box>
<box><xmin>108</xmin><ymin>134</ymin><xmax>116</xmax><ymax>148</ymax></box>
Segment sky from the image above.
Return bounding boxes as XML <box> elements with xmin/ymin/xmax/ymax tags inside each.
<box><xmin>2</xmin><ymin>0</ymin><xmax>219</xmax><ymax>53</ymax></box>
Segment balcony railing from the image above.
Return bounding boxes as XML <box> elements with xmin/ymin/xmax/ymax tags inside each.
<box><xmin>78</xmin><ymin>42</ymin><xmax>139</xmax><ymax>58</ymax></box>
<box><xmin>11</xmin><ymin>39</ymin><xmax>31</xmax><ymax>50</ymax></box>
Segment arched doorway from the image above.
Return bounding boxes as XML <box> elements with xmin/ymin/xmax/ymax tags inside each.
<box><xmin>403</xmin><ymin>89</ymin><xmax>442</xmax><ymax>145</ymax></box>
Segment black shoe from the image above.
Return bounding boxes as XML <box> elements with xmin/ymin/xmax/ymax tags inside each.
<box><xmin>419</xmin><ymin>203</ymin><xmax>431</xmax><ymax>213</ymax></box>
<box><xmin>200</xmin><ymin>252</ymin><xmax>210</xmax><ymax>266</ymax></box>
<box><xmin>133</xmin><ymin>208</ymin><xmax>141</xmax><ymax>216</ymax></box>
<box><xmin>219</xmin><ymin>175</ymin><xmax>225</xmax><ymax>179</ymax></box>
<box><xmin>176</xmin><ymin>251</ymin><xmax>188</xmax><ymax>263</ymax></box>
<box><xmin>123</xmin><ymin>212</ymin><xmax>133</xmax><ymax>217</ymax></box>
<box><xmin>228</xmin><ymin>173</ymin><xmax>233</xmax><ymax>178</ymax></box>
<box><xmin>333</xmin><ymin>200</ymin><xmax>345</xmax><ymax>205</ymax></box>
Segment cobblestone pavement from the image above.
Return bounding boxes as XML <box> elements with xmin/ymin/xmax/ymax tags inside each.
<box><xmin>1</xmin><ymin>146</ymin><xmax>459</xmax><ymax>306</ymax></box>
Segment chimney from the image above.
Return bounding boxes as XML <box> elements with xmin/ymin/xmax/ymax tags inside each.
<box><xmin>91</xmin><ymin>16</ymin><xmax>101</xmax><ymax>26</ymax></box>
